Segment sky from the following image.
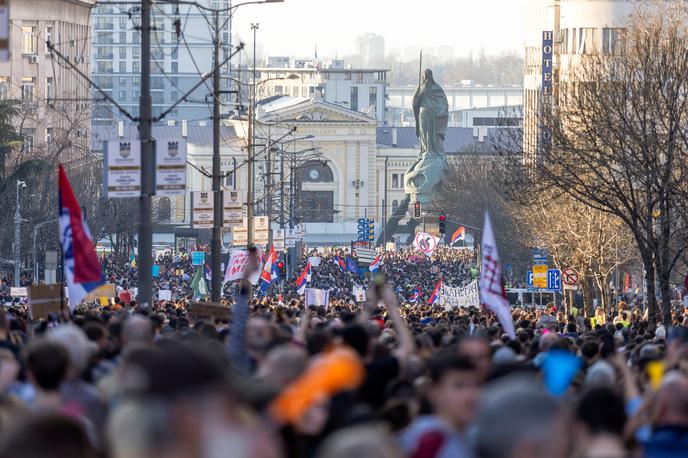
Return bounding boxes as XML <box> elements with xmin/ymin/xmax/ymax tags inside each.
<box><xmin>231</xmin><ymin>0</ymin><xmax>528</xmax><ymax>59</ymax></box>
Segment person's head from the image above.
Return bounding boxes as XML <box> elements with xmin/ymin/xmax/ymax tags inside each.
<box><xmin>316</xmin><ymin>425</ymin><xmax>401</xmax><ymax>458</ymax></box>
<box><xmin>458</xmin><ymin>335</ymin><xmax>491</xmax><ymax>381</ymax></box>
<box><xmin>474</xmin><ymin>376</ymin><xmax>570</xmax><ymax>458</ymax></box>
<box><xmin>652</xmin><ymin>372</ymin><xmax>688</xmax><ymax>427</ymax></box>
<box><xmin>423</xmin><ymin>69</ymin><xmax>434</xmax><ymax>84</ymax></box>
<box><xmin>46</xmin><ymin>324</ymin><xmax>96</xmax><ymax>378</ymax></box>
<box><xmin>246</xmin><ymin>317</ymin><xmax>274</xmax><ymax>355</ymax></box>
<box><xmin>427</xmin><ymin>351</ymin><xmax>480</xmax><ymax>431</ymax></box>
<box><xmin>580</xmin><ymin>339</ymin><xmax>600</xmax><ymax>362</ymax></box>
<box><xmin>0</xmin><ymin>413</ymin><xmax>95</xmax><ymax>458</ymax></box>
<box><xmin>25</xmin><ymin>340</ymin><xmax>69</xmax><ymax>392</ymax></box>
<box><xmin>122</xmin><ymin>314</ymin><xmax>154</xmax><ymax>347</ymax></box>
<box><xmin>257</xmin><ymin>344</ymin><xmax>308</xmax><ymax>387</ymax></box>
<box><xmin>575</xmin><ymin>387</ymin><xmax>626</xmax><ymax>436</ymax></box>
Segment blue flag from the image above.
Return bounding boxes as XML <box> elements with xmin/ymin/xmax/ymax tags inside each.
<box><xmin>345</xmin><ymin>256</ymin><xmax>363</xmax><ymax>277</ymax></box>
<box><xmin>542</xmin><ymin>350</ymin><xmax>582</xmax><ymax>397</ymax></box>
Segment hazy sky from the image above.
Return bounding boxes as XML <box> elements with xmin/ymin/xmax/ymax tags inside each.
<box><xmin>231</xmin><ymin>0</ymin><xmax>527</xmax><ymax>59</ymax></box>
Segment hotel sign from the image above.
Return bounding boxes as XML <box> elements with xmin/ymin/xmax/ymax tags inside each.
<box><xmin>542</xmin><ymin>31</ymin><xmax>553</xmax><ymax>95</ymax></box>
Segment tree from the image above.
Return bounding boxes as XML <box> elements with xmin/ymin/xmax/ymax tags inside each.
<box><xmin>532</xmin><ymin>4</ymin><xmax>688</xmax><ymax>326</ymax></box>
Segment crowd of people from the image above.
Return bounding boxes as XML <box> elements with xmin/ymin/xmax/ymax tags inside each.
<box><xmin>0</xmin><ymin>247</ymin><xmax>685</xmax><ymax>457</ymax></box>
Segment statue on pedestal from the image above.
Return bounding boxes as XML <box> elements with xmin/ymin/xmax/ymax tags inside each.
<box><xmin>404</xmin><ymin>69</ymin><xmax>449</xmax><ymax>205</ymax></box>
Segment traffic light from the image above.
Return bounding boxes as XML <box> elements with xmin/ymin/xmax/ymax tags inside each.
<box><xmin>439</xmin><ymin>213</ymin><xmax>446</xmax><ymax>234</ymax></box>
<box><xmin>414</xmin><ymin>201</ymin><xmax>421</xmax><ymax>218</ymax></box>
<box><xmin>368</xmin><ymin>222</ymin><xmax>375</xmax><ymax>241</ymax></box>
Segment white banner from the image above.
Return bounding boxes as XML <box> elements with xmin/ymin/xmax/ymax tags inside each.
<box><xmin>308</xmin><ymin>256</ymin><xmax>322</xmax><ymax>267</ymax></box>
<box><xmin>155</xmin><ymin>139</ymin><xmax>186</xmax><ymax>196</ymax></box>
<box><xmin>105</xmin><ymin>140</ymin><xmax>141</xmax><ymax>198</ymax></box>
<box><xmin>158</xmin><ymin>289</ymin><xmax>172</xmax><ymax>301</ymax></box>
<box><xmin>352</xmin><ymin>284</ymin><xmax>366</xmax><ymax>302</ymax></box>
<box><xmin>192</xmin><ymin>191</ymin><xmax>214</xmax><ymax>229</ymax></box>
<box><xmin>413</xmin><ymin>232</ymin><xmax>439</xmax><ymax>257</ymax></box>
<box><xmin>223</xmin><ymin>190</ymin><xmax>244</xmax><ymax>227</ymax></box>
<box><xmin>224</xmin><ymin>249</ymin><xmax>262</xmax><ymax>285</ymax></box>
<box><xmin>440</xmin><ymin>280</ymin><xmax>480</xmax><ymax>310</ymax></box>
<box><xmin>305</xmin><ymin>288</ymin><xmax>329</xmax><ymax>309</ymax></box>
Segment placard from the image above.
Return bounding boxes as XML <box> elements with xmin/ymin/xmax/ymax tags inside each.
<box><xmin>441</xmin><ymin>280</ymin><xmax>480</xmax><ymax>310</ymax></box>
<box><xmin>223</xmin><ymin>190</ymin><xmax>244</xmax><ymax>227</ymax></box>
<box><xmin>192</xmin><ymin>191</ymin><xmax>214</xmax><ymax>229</ymax></box>
<box><xmin>84</xmin><ymin>283</ymin><xmax>116</xmax><ymax>302</ymax></box>
<box><xmin>189</xmin><ymin>301</ymin><xmax>230</xmax><ymax>320</ymax></box>
<box><xmin>9</xmin><ymin>287</ymin><xmax>27</xmax><ymax>297</ymax></box>
<box><xmin>104</xmin><ymin>140</ymin><xmax>141</xmax><ymax>198</ymax></box>
<box><xmin>155</xmin><ymin>139</ymin><xmax>186</xmax><ymax>196</ymax></box>
<box><xmin>158</xmin><ymin>290</ymin><xmax>172</xmax><ymax>301</ymax></box>
<box><xmin>28</xmin><ymin>284</ymin><xmax>64</xmax><ymax>319</ymax></box>
<box><xmin>224</xmin><ymin>248</ymin><xmax>261</xmax><ymax>284</ymax></box>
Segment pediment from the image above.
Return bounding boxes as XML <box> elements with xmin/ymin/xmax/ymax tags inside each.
<box><xmin>261</xmin><ymin>99</ymin><xmax>376</xmax><ymax>125</ymax></box>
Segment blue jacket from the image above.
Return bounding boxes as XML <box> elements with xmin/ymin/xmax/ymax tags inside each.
<box><xmin>643</xmin><ymin>425</ymin><xmax>688</xmax><ymax>458</ymax></box>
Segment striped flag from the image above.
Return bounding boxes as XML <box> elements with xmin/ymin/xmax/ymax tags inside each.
<box><xmin>336</xmin><ymin>255</ymin><xmax>346</xmax><ymax>272</ymax></box>
<box><xmin>258</xmin><ymin>246</ymin><xmax>276</xmax><ymax>295</ymax></box>
<box><xmin>427</xmin><ymin>280</ymin><xmax>442</xmax><ymax>306</ymax></box>
<box><xmin>451</xmin><ymin>226</ymin><xmax>466</xmax><ymax>245</ymax></box>
<box><xmin>408</xmin><ymin>286</ymin><xmax>422</xmax><ymax>304</ymax></box>
<box><xmin>296</xmin><ymin>261</ymin><xmax>311</xmax><ymax>295</ymax></box>
<box><xmin>368</xmin><ymin>255</ymin><xmax>383</xmax><ymax>273</ymax></box>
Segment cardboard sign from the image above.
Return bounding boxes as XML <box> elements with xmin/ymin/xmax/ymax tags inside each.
<box><xmin>84</xmin><ymin>283</ymin><xmax>116</xmax><ymax>302</ymax></box>
<box><xmin>189</xmin><ymin>302</ymin><xmax>230</xmax><ymax>320</ymax></box>
<box><xmin>158</xmin><ymin>290</ymin><xmax>172</xmax><ymax>301</ymax></box>
<box><xmin>27</xmin><ymin>284</ymin><xmax>64</xmax><ymax>320</ymax></box>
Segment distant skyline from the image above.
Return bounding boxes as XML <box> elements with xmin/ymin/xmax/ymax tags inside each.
<box><xmin>231</xmin><ymin>0</ymin><xmax>527</xmax><ymax>60</ymax></box>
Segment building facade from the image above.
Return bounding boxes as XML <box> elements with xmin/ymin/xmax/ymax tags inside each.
<box><xmin>91</xmin><ymin>1</ymin><xmax>231</xmax><ymax>126</ymax></box>
<box><xmin>256</xmin><ymin>67</ymin><xmax>389</xmax><ymax>124</ymax></box>
<box><xmin>0</xmin><ymin>0</ymin><xmax>94</xmax><ymax>165</ymax></box>
<box><xmin>522</xmin><ymin>0</ymin><xmax>635</xmax><ymax>162</ymax></box>
<box><xmin>355</xmin><ymin>33</ymin><xmax>385</xmax><ymax>67</ymax></box>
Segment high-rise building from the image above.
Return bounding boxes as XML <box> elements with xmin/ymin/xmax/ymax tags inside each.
<box><xmin>0</xmin><ymin>0</ymin><xmax>94</xmax><ymax>165</ymax></box>
<box><xmin>356</xmin><ymin>33</ymin><xmax>385</xmax><ymax>66</ymax></box>
<box><xmin>91</xmin><ymin>1</ymin><xmax>230</xmax><ymax>126</ymax></box>
<box><xmin>523</xmin><ymin>0</ymin><xmax>634</xmax><ymax>162</ymax></box>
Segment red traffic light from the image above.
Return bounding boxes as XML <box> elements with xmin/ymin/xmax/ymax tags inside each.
<box><xmin>277</xmin><ymin>262</ymin><xmax>284</xmax><ymax>269</ymax></box>
<box><xmin>439</xmin><ymin>214</ymin><xmax>446</xmax><ymax>221</ymax></box>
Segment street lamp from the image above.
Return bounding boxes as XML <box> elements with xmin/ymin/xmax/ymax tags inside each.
<box><xmin>14</xmin><ymin>180</ymin><xmax>26</xmax><ymax>287</ymax></box>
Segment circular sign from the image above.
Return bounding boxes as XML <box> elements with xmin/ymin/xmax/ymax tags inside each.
<box><xmin>562</xmin><ymin>268</ymin><xmax>578</xmax><ymax>286</ymax></box>
<box><xmin>414</xmin><ymin>232</ymin><xmax>437</xmax><ymax>256</ymax></box>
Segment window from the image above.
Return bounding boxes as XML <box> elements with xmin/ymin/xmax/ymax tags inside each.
<box><xmin>45</xmin><ymin>77</ymin><xmax>53</xmax><ymax>101</ymax></box>
<box><xmin>151</xmin><ymin>92</ymin><xmax>164</xmax><ymax>104</ymax></box>
<box><xmin>119</xmin><ymin>76</ymin><xmax>126</xmax><ymax>86</ymax></box>
<box><xmin>602</xmin><ymin>28</ymin><xmax>625</xmax><ymax>55</ymax></box>
<box><xmin>133</xmin><ymin>32</ymin><xmax>140</xmax><ymax>44</ymax></box>
<box><xmin>224</xmin><ymin>170</ymin><xmax>235</xmax><ymax>188</ymax></box>
<box><xmin>119</xmin><ymin>47</ymin><xmax>127</xmax><ymax>59</ymax></box>
<box><xmin>119</xmin><ymin>17</ymin><xmax>127</xmax><ymax>29</ymax></box>
<box><xmin>119</xmin><ymin>32</ymin><xmax>127</xmax><ymax>44</ymax></box>
<box><xmin>391</xmin><ymin>173</ymin><xmax>405</xmax><ymax>189</ymax></box>
<box><xmin>119</xmin><ymin>90</ymin><xmax>126</xmax><ymax>101</ymax></box>
<box><xmin>133</xmin><ymin>61</ymin><xmax>140</xmax><ymax>73</ymax></box>
<box><xmin>119</xmin><ymin>61</ymin><xmax>126</xmax><ymax>73</ymax></box>
<box><xmin>350</xmin><ymin>86</ymin><xmax>358</xmax><ymax>111</ymax></box>
<box><xmin>133</xmin><ymin>46</ymin><xmax>140</xmax><ymax>59</ymax></box>
<box><xmin>45</xmin><ymin>128</ymin><xmax>52</xmax><ymax>143</ymax></box>
<box><xmin>21</xmin><ymin>128</ymin><xmax>35</xmax><ymax>153</ymax></box>
<box><xmin>171</xmin><ymin>47</ymin><xmax>178</xmax><ymax>59</ymax></box>
<box><xmin>97</xmin><ymin>61</ymin><xmax>113</xmax><ymax>73</ymax></box>
<box><xmin>97</xmin><ymin>32</ymin><xmax>113</xmax><ymax>45</ymax></box>
<box><xmin>0</xmin><ymin>77</ymin><xmax>8</xmax><ymax>100</ymax></box>
<box><xmin>369</xmin><ymin>86</ymin><xmax>377</xmax><ymax>108</ymax></box>
<box><xmin>578</xmin><ymin>28</ymin><xmax>599</xmax><ymax>55</ymax></box>
<box><xmin>96</xmin><ymin>47</ymin><xmax>113</xmax><ymax>59</ymax></box>
<box><xmin>22</xmin><ymin>26</ymin><xmax>36</xmax><ymax>54</ymax></box>
<box><xmin>132</xmin><ymin>90</ymin><xmax>139</xmax><ymax>100</ymax></box>
<box><xmin>22</xmin><ymin>77</ymin><xmax>35</xmax><ymax>102</ymax></box>
<box><xmin>133</xmin><ymin>76</ymin><xmax>140</xmax><ymax>85</ymax></box>
<box><xmin>95</xmin><ymin>17</ymin><xmax>114</xmax><ymax>30</ymax></box>
<box><xmin>45</xmin><ymin>26</ymin><xmax>53</xmax><ymax>54</ymax></box>
<box><xmin>171</xmin><ymin>62</ymin><xmax>178</xmax><ymax>73</ymax></box>
<box><xmin>170</xmin><ymin>91</ymin><xmax>178</xmax><ymax>101</ymax></box>
<box><xmin>151</xmin><ymin>77</ymin><xmax>164</xmax><ymax>89</ymax></box>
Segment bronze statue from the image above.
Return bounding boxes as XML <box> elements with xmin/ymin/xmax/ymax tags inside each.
<box><xmin>404</xmin><ymin>68</ymin><xmax>449</xmax><ymax>204</ymax></box>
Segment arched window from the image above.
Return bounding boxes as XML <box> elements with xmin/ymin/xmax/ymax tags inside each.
<box><xmin>157</xmin><ymin>197</ymin><xmax>171</xmax><ymax>222</ymax></box>
<box><xmin>299</xmin><ymin>160</ymin><xmax>333</xmax><ymax>183</ymax></box>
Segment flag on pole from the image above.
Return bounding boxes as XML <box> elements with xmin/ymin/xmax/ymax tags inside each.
<box><xmin>191</xmin><ymin>266</ymin><xmax>208</xmax><ymax>300</ymax></box>
<box><xmin>336</xmin><ymin>255</ymin><xmax>346</xmax><ymax>273</ymax></box>
<box><xmin>451</xmin><ymin>226</ymin><xmax>466</xmax><ymax>245</ymax></box>
<box><xmin>258</xmin><ymin>246</ymin><xmax>276</xmax><ymax>295</ymax></box>
<box><xmin>58</xmin><ymin>164</ymin><xmax>104</xmax><ymax>310</ymax></box>
<box><xmin>369</xmin><ymin>255</ymin><xmax>383</xmax><ymax>273</ymax></box>
<box><xmin>345</xmin><ymin>256</ymin><xmax>363</xmax><ymax>277</ymax></box>
<box><xmin>479</xmin><ymin>211</ymin><xmax>515</xmax><ymax>339</ymax></box>
<box><xmin>296</xmin><ymin>261</ymin><xmax>311</xmax><ymax>295</ymax></box>
<box><xmin>427</xmin><ymin>280</ymin><xmax>442</xmax><ymax>306</ymax></box>
<box><xmin>129</xmin><ymin>246</ymin><xmax>136</xmax><ymax>268</ymax></box>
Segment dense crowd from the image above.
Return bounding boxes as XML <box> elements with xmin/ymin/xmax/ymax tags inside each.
<box><xmin>0</xmin><ymin>247</ymin><xmax>683</xmax><ymax>458</ymax></box>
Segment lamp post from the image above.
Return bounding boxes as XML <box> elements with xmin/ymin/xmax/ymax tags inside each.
<box><xmin>14</xmin><ymin>180</ymin><xmax>26</xmax><ymax>287</ymax></box>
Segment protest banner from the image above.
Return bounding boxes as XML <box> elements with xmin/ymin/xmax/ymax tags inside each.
<box><xmin>28</xmin><ymin>284</ymin><xmax>64</xmax><ymax>319</ymax></box>
<box><xmin>305</xmin><ymin>288</ymin><xmax>330</xmax><ymax>309</ymax></box>
<box><xmin>224</xmin><ymin>249</ymin><xmax>262</xmax><ymax>284</ymax></box>
<box><xmin>440</xmin><ymin>280</ymin><xmax>480</xmax><ymax>310</ymax></box>
<box><xmin>189</xmin><ymin>302</ymin><xmax>230</xmax><ymax>320</ymax></box>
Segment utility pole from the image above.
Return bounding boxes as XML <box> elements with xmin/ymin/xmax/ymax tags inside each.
<box><xmin>266</xmin><ymin>139</ymin><xmax>273</xmax><ymax>245</ymax></box>
<box><xmin>14</xmin><ymin>181</ymin><xmax>24</xmax><ymax>287</ymax></box>
<box><xmin>138</xmin><ymin>0</ymin><xmax>154</xmax><ymax>308</ymax></box>
<box><xmin>211</xmin><ymin>10</ymin><xmax>223</xmax><ymax>301</ymax></box>
<box><xmin>247</xmin><ymin>22</ymin><xmax>259</xmax><ymax>247</ymax></box>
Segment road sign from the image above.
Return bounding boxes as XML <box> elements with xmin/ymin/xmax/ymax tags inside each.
<box><xmin>533</xmin><ymin>264</ymin><xmax>547</xmax><ymax>288</ymax></box>
<box><xmin>355</xmin><ymin>247</ymin><xmax>375</xmax><ymax>265</ymax></box>
<box><xmin>532</xmin><ymin>248</ymin><xmax>548</xmax><ymax>265</ymax></box>
<box><xmin>547</xmin><ymin>269</ymin><xmax>561</xmax><ymax>291</ymax></box>
<box><xmin>562</xmin><ymin>268</ymin><xmax>578</xmax><ymax>286</ymax></box>
<box><xmin>526</xmin><ymin>271</ymin><xmax>534</xmax><ymax>288</ymax></box>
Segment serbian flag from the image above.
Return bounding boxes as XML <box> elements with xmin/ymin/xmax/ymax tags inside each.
<box><xmin>451</xmin><ymin>226</ymin><xmax>466</xmax><ymax>245</ymax></box>
<box><xmin>296</xmin><ymin>261</ymin><xmax>311</xmax><ymax>295</ymax></box>
<box><xmin>258</xmin><ymin>246</ymin><xmax>276</xmax><ymax>295</ymax></box>
<box><xmin>336</xmin><ymin>255</ymin><xmax>346</xmax><ymax>272</ymax></box>
<box><xmin>369</xmin><ymin>255</ymin><xmax>383</xmax><ymax>273</ymax></box>
<box><xmin>427</xmin><ymin>280</ymin><xmax>442</xmax><ymax>306</ymax></box>
<box><xmin>58</xmin><ymin>164</ymin><xmax>103</xmax><ymax>310</ymax></box>
<box><xmin>408</xmin><ymin>286</ymin><xmax>421</xmax><ymax>304</ymax></box>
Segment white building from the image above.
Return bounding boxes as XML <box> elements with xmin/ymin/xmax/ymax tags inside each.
<box><xmin>256</xmin><ymin>67</ymin><xmax>389</xmax><ymax>123</ymax></box>
<box><xmin>523</xmin><ymin>0</ymin><xmax>635</xmax><ymax>162</ymax></box>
